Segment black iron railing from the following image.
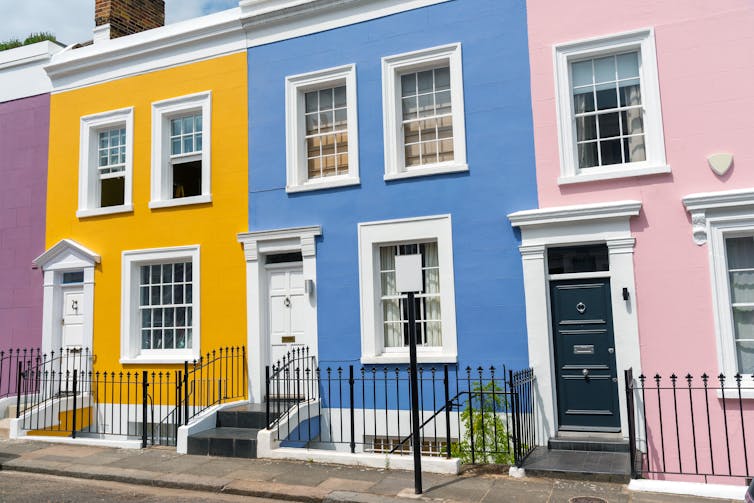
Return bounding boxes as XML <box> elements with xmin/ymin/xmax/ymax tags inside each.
<box><xmin>626</xmin><ymin>368</ymin><xmax>754</xmax><ymax>483</ymax></box>
<box><xmin>0</xmin><ymin>348</ymin><xmax>41</xmax><ymax>399</ymax></box>
<box><xmin>17</xmin><ymin>346</ymin><xmax>247</xmax><ymax>447</ymax></box>
<box><xmin>265</xmin><ymin>347</ymin><xmax>536</xmax><ymax>466</ymax></box>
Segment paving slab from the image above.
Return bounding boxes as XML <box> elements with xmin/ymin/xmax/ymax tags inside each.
<box><xmin>223</xmin><ymin>479</ymin><xmax>329</xmax><ymax>503</ymax></box>
<box><xmin>318</xmin><ymin>477</ymin><xmax>378</xmax><ymax>493</ymax></box>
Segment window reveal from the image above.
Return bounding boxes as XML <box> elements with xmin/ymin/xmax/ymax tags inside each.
<box><xmin>400</xmin><ymin>67</ymin><xmax>453</xmax><ymax>167</ymax></box>
<box><xmin>379</xmin><ymin>242</ymin><xmax>442</xmax><ymax>348</ymax></box>
<box><xmin>571</xmin><ymin>51</ymin><xmax>646</xmax><ymax>170</ymax></box>
<box><xmin>305</xmin><ymin>85</ymin><xmax>348</xmax><ymax>179</ymax></box>
<box><xmin>139</xmin><ymin>262</ymin><xmax>193</xmax><ymax>351</ymax></box>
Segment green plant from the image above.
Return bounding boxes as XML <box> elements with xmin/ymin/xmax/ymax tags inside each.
<box><xmin>451</xmin><ymin>381</ymin><xmax>514</xmax><ymax>465</ymax></box>
<box><xmin>23</xmin><ymin>32</ymin><xmax>58</xmax><ymax>45</ymax></box>
<box><xmin>0</xmin><ymin>39</ymin><xmax>22</xmax><ymax>51</ymax></box>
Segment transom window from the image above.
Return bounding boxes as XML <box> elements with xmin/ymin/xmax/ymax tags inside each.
<box><xmin>97</xmin><ymin>127</ymin><xmax>127</xmax><ymax>207</ymax></box>
<box><xmin>548</xmin><ymin>244</ymin><xmax>609</xmax><ymax>275</ymax></box>
<box><xmin>725</xmin><ymin>236</ymin><xmax>754</xmax><ymax>373</ymax></box>
<box><xmin>379</xmin><ymin>242</ymin><xmax>442</xmax><ymax>348</ymax></box>
<box><xmin>400</xmin><ymin>67</ymin><xmax>453</xmax><ymax>167</ymax></box>
<box><xmin>305</xmin><ymin>86</ymin><xmax>348</xmax><ymax>179</ymax></box>
<box><xmin>139</xmin><ymin>262</ymin><xmax>193</xmax><ymax>351</ymax></box>
<box><xmin>572</xmin><ymin>52</ymin><xmax>645</xmax><ymax>170</ymax></box>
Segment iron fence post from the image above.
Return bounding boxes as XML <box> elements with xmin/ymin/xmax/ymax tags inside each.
<box><xmin>71</xmin><ymin>371</ymin><xmax>77</xmax><ymax>439</ymax></box>
<box><xmin>15</xmin><ymin>361</ymin><xmax>22</xmax><ymax>418</ymax></box>
<box><xmin>265</xmin><ymin>366</ymin><xmax>270</xmax><ymax>428</ymax></box>
<box><xmin>349</xmin><ymin>365</ymin><xmax>355</xmax><ymax>454</ymax></box>
<box><xmin>508</xmin><ymin>369</ymin><xmax>520</xmax><ymax>467</ymax></box>
<box><xmin>625</xmin><ymin>368</ymin><xmax>638</xmax><ymax>478</ymax></box>
<box><xmin>444</xmin><ymin>364</ymin><xmax>451</xmax><ymax>458</ymax></box>
<box><xmin>183</xmin><ymin>361</ymin><xmax>189</xmax><ymax>425</ymax></box>
<box><xmin>141</xmin><ymin>370</ymin><xmax>148</xmax><ymax>448</ymax></box>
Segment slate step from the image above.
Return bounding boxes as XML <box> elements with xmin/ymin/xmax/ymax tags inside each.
<box><xmin>548</xmin><ymin>436</ymin><xmax>629</xmax><ymax>453</ymax></box>
<box><xmin>217</xmin><ymin>404</ymin><xmax>268</xmax><ymax>429</ymax></box>
<box><xmin>187</xmin><ymin>427</ymin><xmax>260</xmax><ymax>458</ymax></box>
<box><xmin>523</xmin><ymin>447</ymin><xmax>631</xmax><ymax>483</ymax></box>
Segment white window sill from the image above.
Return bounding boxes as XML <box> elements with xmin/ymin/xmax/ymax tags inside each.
<box><xmin>76</xmin><ymin>204</ymin><xmax>134</xmax><ymax>219</ymax></box>
<box><xmin>120</xmin><ymin>354</ymin><xmax>199</xmax><ymax>365</ymax></box>
<box><xmin>716</xmin><ymin>386</ymin><xmax>754</xmax><ymax>400</ymax></box>
<box><xmin>286</xmin><ymin>176</ymin><xmax>360</xmax><ymax>193</ymax></box>
<box><xmin>361</xmin><ymin>352</ymin><xmax>458</xmax><ymax>365</ymax></box>
<box><xmin>384</xmin><ymin>162</ymin><xmax>468</xmax><ymax>181</ymax></box>
<box><xmin>558</xmin><ymin>163</ymin><xmax>671</xmax><ymax>185</ymax></box>
<box><xmin>149</xmin><ymin>194</ymin><xmax>212</xmax><ymax>209</ymax></box>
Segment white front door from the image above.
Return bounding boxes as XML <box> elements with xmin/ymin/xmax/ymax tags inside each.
<box><xmin>267</xmin><ymin>263</ymin><xmax>313</xmax><ymax>365</ymax></box>
<box><xmin>60</xmin><ymin>285</ymin><xmax>85</xmax><ymax>389</ymax></box>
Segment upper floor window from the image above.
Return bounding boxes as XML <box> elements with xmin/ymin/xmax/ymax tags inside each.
<box><xmin>285</xmin><ymin>64</ymin><xmax>359</xmax><ymax>192</ymax></box>
<box><xmin>554</xmin><ymin>29</ymin><xmax>668</xmax><ymax>185</ymax></box>
<box><xmin>150</xmin><ymin>92</ymin><xmax>211</xmax><ymax>208</ymax></box>
<box><xmin>77</xmin><ymin>107</ymin><xmax>134</xmax><ymax>218</ymax></box>
<box><xmin>382</xmin><ymin>44</ymin><xmax>467</xmax><ymax>180</ymax></box>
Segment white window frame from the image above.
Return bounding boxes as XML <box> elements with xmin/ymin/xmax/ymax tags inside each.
<box><xmin>684</xmin><ymin>189</ymin><xmax>754</xmax><ymax>393</ymax></box>
<box><xmin>285</xmin><ymin>64</ymin><xmax>359</xmax><ymax>193</ymax></box>
<box><xmin>358</xmin><ymin>215</ymin><xmax>457</xmax><ymax>364</ymax></box>
<box><xmin>554</xmin><ymin>29</ymin><xmax>669</xmax><ymax>185</ymax></box>
<box><xmin>150</xmin><ymin>92</ymin><xmax>212</xmax><ymax>209</ymax></box>
<box><xmin>382</xmin><ymin>43</ymin><xmax>467</xmax><ymax>180</ymax></box>
<box><xmin>120</xmin><ymin>245</ymin><xmax>200</xmax><ymax>364</ymax></box>
<box><xmin>77</xmin><ymin>107</ymin><xmax>134</xmax><ymax>218</ymax></box>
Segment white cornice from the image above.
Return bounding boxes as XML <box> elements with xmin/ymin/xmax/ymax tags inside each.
<box><xmin>0</xmin><ymin>41</ymin><xmax>63</xmax><ymax>70</ymax></box>
<box><xmin>46</xmin><ymin>8</ymin><xmax>244</xmax><ymax>92</ymax></box>
<box><xmin>240</xmin><ymin>0</ymin><xmax>449</xmax><ymax>48</ymax></box>
<box><xmin>0</xmin><ymin>41</ymin><xmax>63</xmax><ymax>102</ymax></box>
<box><xmin>508</xmin><ymin>201</ymin><xmax>642</xmax><ymax>228</ymax></box>
<box><xmin>682</xmin><ymin>188</ymin><xmax>754</xmax><ymax>212</ymax></box>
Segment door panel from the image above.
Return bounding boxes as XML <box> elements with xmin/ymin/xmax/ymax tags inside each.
<box><xmin>62</xmin><ymin>289</ymin><xmax>84</xmax><ymax>348</ymax></box>
<box><xmin>551</xmin><ymin>279</ymin><xmax>620</xmax><ymax>431</ymax></box>
<box><xmin>268</xmin><ymin>265</ymin><xmax>314</xmax><ymax>365</ymax></box>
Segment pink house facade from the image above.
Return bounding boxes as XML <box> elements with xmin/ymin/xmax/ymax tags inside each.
<box><xmin>511</xmin><ymin>0</ymin><xmax>754</xmax><ymax>489</ymax></box>
<box><xmin>0</xmin><ymin>42</ymin><xmax>61</xmax><ymax>352</ymax></box>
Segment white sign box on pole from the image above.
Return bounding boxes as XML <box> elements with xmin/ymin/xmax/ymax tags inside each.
<box><xmin>395</xmin><ymin>254</ymin><xmax>423</xmax><ymax>293</ymax></box>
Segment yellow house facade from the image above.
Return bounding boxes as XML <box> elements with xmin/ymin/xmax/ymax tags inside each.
<box><xmin>38</xmin><ymin>25</ymin><xmax>248</xmax><ymax>377</ymax></box>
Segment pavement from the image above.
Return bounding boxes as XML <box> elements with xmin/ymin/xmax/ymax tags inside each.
<box><xmin>0</xmin><ymin>439</ymin><xmax>740</xmax><ymax>503</ymax></box>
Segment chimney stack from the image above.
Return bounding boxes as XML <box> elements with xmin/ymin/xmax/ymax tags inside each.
<box><xmin>94</xmin><ymin>0</ymin><xmax>165</xmax><ymax>42</ymax></box>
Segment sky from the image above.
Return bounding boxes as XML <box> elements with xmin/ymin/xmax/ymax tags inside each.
<box><xmin>0</xmin><ymin>0</ymin><xmax>239</xmax><ymax>46</ymax></box>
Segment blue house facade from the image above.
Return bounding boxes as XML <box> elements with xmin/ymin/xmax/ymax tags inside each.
<box><xmin>239</xmin><ymin>0</ymin><xmax>537</xmax><ymax>405</ymax></box>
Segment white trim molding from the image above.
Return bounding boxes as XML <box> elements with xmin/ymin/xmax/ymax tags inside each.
<box><xmin>0</xmin><ymin>40</ymin><xmax>62</xmax><ymax>102</ymax></box>
<box><xmin>77</xmin><ymin>107</ymin><xmax>135</xmax><ymax>218</ymax></box>
<box><xmin>120</xmin><ymin>245</ymin><xmax>201</xmax><ymax>364</ymax></box>
<box><xmin>357</xmin><ymin>215</ymin><xmax>457</xmax><ymax>364</ymax></box>
<box><xmin>683</xmin><ymin>187</ymin><xmax>754</xmax><ymax>383</ymax></box>
<box><xmin>683</xmin><ymin>188</ymin><xmax>754</xmax><ymax>245</ymax></box>
<box><xmin>381</xmin><ymin>43</ymin><xmax>467</xmax><ymax>180</ymax></box>
<box><xmin>150</xmin><ymin>92</ymin><xmax>212</xmax><ymax>209</ymax></box>
<box><xmin>285</xmin><ymin>64</ymin><xmax>359</xmax><ymax>192</ymax></box>
<box><xmin>553</xmin><ymin>28</ymin><xmax>668</xmax><ymax>185</ymax></box>
<box><xmin>508</xmin><ymin>201</ymin><xmax>642</xmax><ymax>443</ymax></box>
<box><xmin>237</xmin><ymin>226</ymin><xmax>321</xmax><ymax>402</ymax></box>
<box><xmin>33</xmin><ymin>239</ymin><xmax>100</xmax><ymax>355</ymax></box>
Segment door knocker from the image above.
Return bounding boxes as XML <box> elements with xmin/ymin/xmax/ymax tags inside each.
<box><xmin>71</xmin><ymin>299</ymin><xmax>79</xmax><ymax>313</ymax></box>
<box><xmin>284</xmin><ymin>297</ymin><xmax>291</xmax><ymax>308</ymax></box>
<box><xmin>576</xmin><ymin>302</ymin><xmax>586</xmax><ymax>314</ymax></box>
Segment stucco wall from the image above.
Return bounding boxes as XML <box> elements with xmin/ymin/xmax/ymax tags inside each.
<box><xmin>248</xmin><ymin>0</ymin><xmax>537</xmax><ymax>370</ymax></box>
<box><xmin>0</xmin><ymin>93</ymin><xmax>49</xmax><ymax>349</ymax></box>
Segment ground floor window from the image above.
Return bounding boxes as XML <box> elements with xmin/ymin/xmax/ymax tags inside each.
<box><xmin>121</xmin><ymin>246</ymin><xmax>200</xmax><ymax>364</ymax></box>
<box><xmin>724</xmin><ymin>236</ymin><xmax>754</xmax><ymax>373</ymax></box>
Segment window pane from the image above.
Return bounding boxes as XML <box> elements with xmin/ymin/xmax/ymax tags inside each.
<box><xmin>195</xmin><ymin>114</ymin><xmax>202</xmax><ymax>133</ymax></box>
<box><xmin>595</xmin><ymin>83</ymin><xmax>618</xmax><ymax>110</ymax></box>
<box><xmin>730</xmin><ymin>271</ymin><xmax>754</xmax><ymax>303</ymax></box>
<box><xmin>575</xmin><ymin>116</ymin><xmax>597</xmax><ymax>141</ymax></box>
<box><xmin>100</xmin><ymin>176</ymin><xmax>125</xmax><ymax>208</ymax></box>
<box><xmin>598</xmin><ymin>112</ymin><xmax>621</xmax><ymax>139</ymax></box>
<box><xmin>171</xmin><ymin>138</ymin><xmax>181</xmax><ymax>156</ymax></box>
<box><xmin>577</xmin><ymin>142</ymin><xmax>598</xmax><ymax>169</ymax></box>
<box><xmin>621</xmin><ymin>110</ymin><xmax>644</xmax><ymax>135</ymax></box>
<box><xmin>733</xmin><ymin>307</ymin><xmax>754</xmax><ymax>340</ymax></box>
<box><xmin>572</xmin><ymin>60</ymin><xmax>593</xmax><ymax>87</ymax></box>
<box><xmin>727</xmin><ymin>237</ymin><xmax>754</xmax><ymax>269</ymax></box>
<box><xmin>174</xmin><ymin>263</ymin><xmax>184</xmax><ymax>282</ymax></box>
<box><xmin>401</xmin><ymin>73</ymin><xmax>416</xmax><ymax>97</ymax></box>
<box><xmin>305</xmin><ymin>92</ymin><xmax>318</xmax><ymax>113</ymax></box>
<box><xmin>594</xmin><ymin>56</ymin><xmax>615</xmax><ymax>83</ymax></box>
<box><xmin>548</xmin><ymin>244</ymin><xmax>609</xmax><ymax>274</ymax></box>
<box><xmin>402</xmin><ymin>97</ymin><xmax>417</xmax><ymax>120</ymax></box>
<box><xmin>171</xmin><ymin>119</ymin><xmax>181</xmax><ymax>136</ymax></box>
<box><xmin>417</xmin><ymin>70</ymin><xmax>433</xmax><ymax>92</ymax></box>
<box><xmin>334</xmin><ymin>86</ymin><xmax>347</xmax><ymax>107</ymax></box>
<box><xmin>183</xmin><ymin>116</ymin><xmax>194</xmax><ymax>134</ymax></box>
<box><xmin>599</xmin><ymin>139</ymin><xmax>622</xmax><ymax>165</ymax></box>
<box><xmin>624</xmin><ymin>136</ymin><xmax>646</xmax><ymax>163</ymax></box>
<box><xmin>737</xmin><ymin>340</ymin><xmax>754</xmax><ymax>374</ymax></box>
<box><xmin>619</xmin><ymin>80</ymin><xmax>642</xmax><ymax>107</ymax></box>
<box><xmin>164</xmin><ymin>329</ymin><xmax>174</xmax><ymax>349</ymax></box>
<box><xmin>319</xmin><ymin>88</ymin><xmax>333</xmax><ymax>108</ymax></box>
<box><xmin>434</xmin><ymin>67</ymin><xmax>450</xmax><ymax>91</ymax></box>
<box><xmin>172</xmin><ymin>160</ymin><xmax>202</xmax><ymax>198</ymax></box>
<box><xmin>617</xmin><ymin>52</ymin><xmax>639</xmax><ymax>79</ymax></box>
<box><xmin>142</xmin><ymin>330</ymin><xmax>151</xmax><ymax>350</ymax></box>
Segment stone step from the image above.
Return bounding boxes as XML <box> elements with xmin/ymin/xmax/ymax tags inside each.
<box><xmin>0</xmin><ymin>417</ymin><xmax>11</xmax><ymax>439</ymax></box>
<box><xmin>187</xmin><ymin>427</ymin><xmax>260</xmax><ymax>458</ymax></box>
<box><xmin>523</xmin><ymin>447</ymin><xmax>631</xmax><ymax>483</ymax></box>
<box><xmin>217</xmin><ymin>403</ymin><xmax>269</xmax><ymax>429</ymax></box>
<box><xmin>548</xmin><ymin>436</ymin><xmax>629</xmax><ymax>453</ymax></box>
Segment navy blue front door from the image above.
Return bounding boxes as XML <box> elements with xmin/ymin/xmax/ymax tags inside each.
<box><xmin>551</xmin><ymin>279</ymin><xmax>620</xmax><ymax>431</ymax></box>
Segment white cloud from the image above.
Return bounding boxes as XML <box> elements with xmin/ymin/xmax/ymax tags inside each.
<box><xmin>0</xmin><ymin>0</ymin><xmax>238</xmax><ymax>47</ymax></box>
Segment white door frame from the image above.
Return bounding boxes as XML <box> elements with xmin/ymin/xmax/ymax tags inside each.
<box><xmin>33</xmin><ymin>239</ymin><xmax>100</xmax><ymax>355</ymax></box>
<box><xmin>238</xmin><ymin>226</ymin><xmax>321</xmax><ymax>403</ymax></box>
<box><xmin>508</xmin><ymin>201</ymin><xmax>643</xmax><ymax>443</ymax></box>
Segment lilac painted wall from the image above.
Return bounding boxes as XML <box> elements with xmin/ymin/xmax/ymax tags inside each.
<box><xmin>526</xmin><ymin>0</ymin><xmax>754</xmax><ymax>484</ymax></box>
<box><xmin>0</xmin><ymin>93</ymin><xmax>48</xmax><ymax>349</ymax></box>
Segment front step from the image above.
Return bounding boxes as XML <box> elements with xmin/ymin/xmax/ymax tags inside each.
<box><xmin>187</xmin><ymin>402</ymin><xmax>280</xmax><ymax>458</ymax></box>
<box><xmin>523</xmin><ymin>435</ymin><xmax>631</xmax><ymax>483</ymax></box>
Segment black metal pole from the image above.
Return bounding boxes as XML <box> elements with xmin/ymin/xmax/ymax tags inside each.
<box><xmin>71</xmin><ymin>371</ymin><xmax>77</xmax><ymax>439</ymax></box>
<box><xmin>444</xmin><ymin>364</ymin><xmax>451</xmax><ymax>459</ymax></box>
<box><xmin>15</xmin><ymin>361</ymin><xmax>22</xmax><ymax>418</ymax></box>
<box><xmin>142</xmin><ymin>371</ymin><xmax>148</xmax><ymax>448</ymax></box>
<box><xmin>349</xmin><ymin>365</ymin><xmax>355</xmax><ymax>454</ymax></box>
<box><xmin>265</xmin><ymin>365</ymin><xmax>271</xmax><ymax>428</ymax></box>
<box><xmin>407</xmin><ymin>291</ymin><xmax>422</xmax><ymax>494</ymax></box>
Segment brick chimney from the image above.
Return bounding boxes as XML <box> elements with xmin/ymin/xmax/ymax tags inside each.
<box><xmin>94</xmin><ymin>0</ymin><xmax>165</xmax><ymax>42</ymax></box>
